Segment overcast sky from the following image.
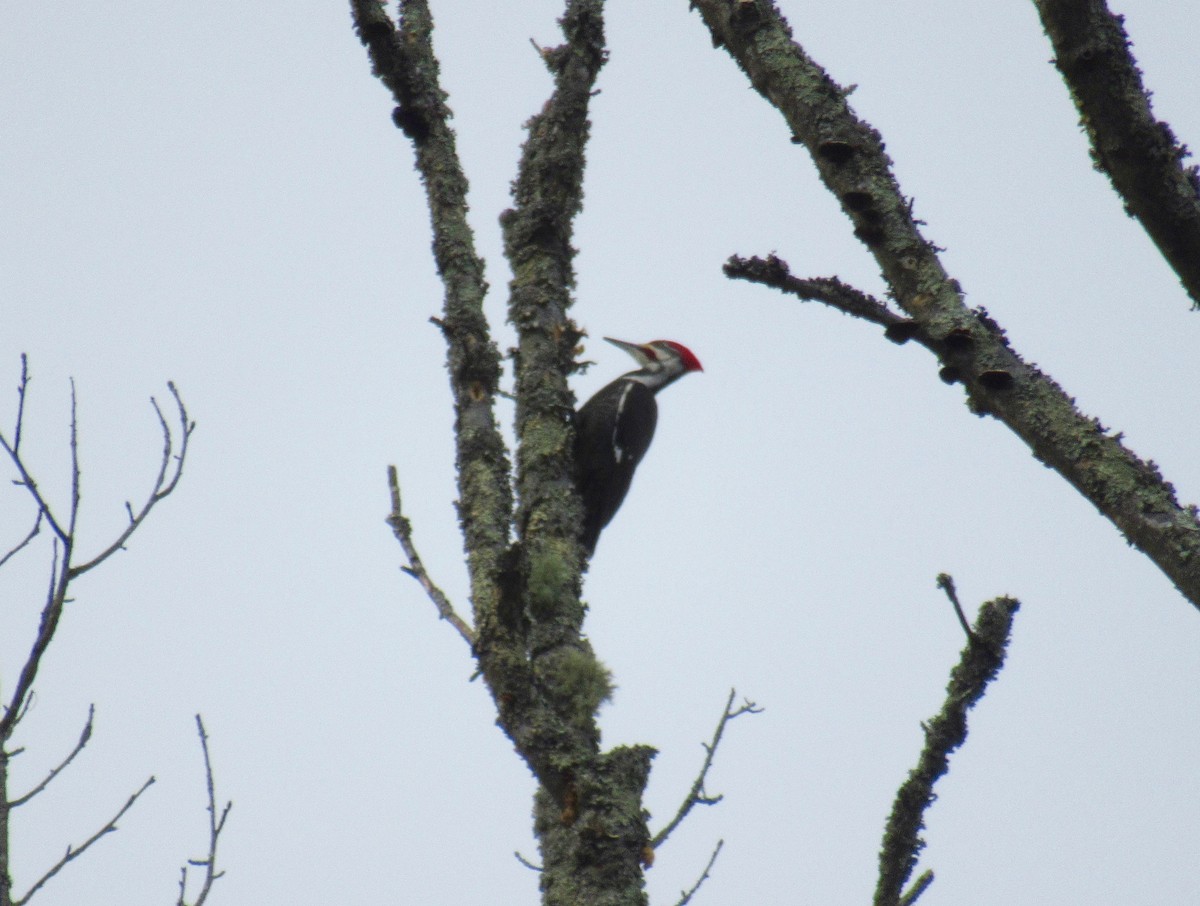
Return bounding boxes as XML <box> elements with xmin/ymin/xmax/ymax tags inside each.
<box><xmin>2</xmin><ymin>1</ymin><xmax>1199</xmax><ymax>904</ymax></box>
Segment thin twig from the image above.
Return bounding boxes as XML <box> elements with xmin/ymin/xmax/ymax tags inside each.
<box><xmin>386</xmin><ymin>466</ymin><xmax>475</xmax><ymax>646</ymax></box>
<box><xmin>12</xmin><ymin>353</ymin><xmax>29</xmax><ymax>453</ymax></box>
<box><xmin>674</xmin><ymin>839</ymin><xmax>724</xmax><ymax>906</ymax></box>
<box><xmin>0</xmin><ymin>513</ymin><xmax>42</xmax><ymax>571</ymax></box>
<box><xmin>900</xmin><ymin>869</ymin><xmax>935</xmax><ymax>906</ymax></box>
<box><xmin>725</xmin><ymin>253</ymin><xmax>911</xmax><ymax>333</ymax></box>
<box><xmin>513</xmin><ymin>850</ymin><xmax>543</xmax><ymax>871</ymax></box>
<box><xmin>9</xmin><ymin>705</ymin><xmax>94</xmax><ymax>808</ymax></box>
<box><xmin>935</xmin><ymin>573</ymin><xmax>974</xmax><ymax>641</ymax></box>
<box><xmin>874</xmin><ymin>593</ymin><xmax>1020</xmax><ymax>906</ymax></box>
<box><xmin>67</xmin><ymin>379</ymin><xmax>80</xmax><ymax>542</ymax></box>
<box><xmin>13</xmin><ymin>776</ymin><xmax>155</xmax><ymax>906</ymax></box>
<box><xmin>652</xmin><ymin>689</ymin><xmax>761</xmax><ymax>847</ymax></box>
<box><xmin>177</xmin><ymin>715</ymin><xmax>231</xmax><ymax>906</ymax></box>
<box><xmin>0</xmin><ymin>383</ymin><xmax>70</xmax><ymax>544</ymax></box>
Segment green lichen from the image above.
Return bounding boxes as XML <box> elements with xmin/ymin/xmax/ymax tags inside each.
<box><xmin>546</xmin><ymin>647</ymin><xmax>615</xmax><ymax>718</ymax></box>
<box><xmin>528</xmin><ymin>546</ymin><xmax>574</xmax><ymax>618</ymax></box>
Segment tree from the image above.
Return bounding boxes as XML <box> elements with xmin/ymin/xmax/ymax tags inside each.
<box><xmin>0</xmin><ymin>360</ymin><xmax>228</xmax><ymax>906</ymax></box>
<box><xmin>5</xmin><ymin>1</ymin><xmax>1198</xmax><ymax>902</ymax></box>
<box><xmin>348</xmin><ymin>0</ymin><xmax>1200</xmax><ymax>901</ymax></box>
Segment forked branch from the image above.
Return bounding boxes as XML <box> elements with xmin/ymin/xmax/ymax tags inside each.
<box><xmin>653</xmin><ymin>688</ymin><xmax>761</xmax><ymax>848</ymax></box>
<box><xmin>691</xmin><ymin>0</ymin><xmax>1200</xmax><ymax>612</ymax></box>
<box><xmin>0</xmin><ymin>374</ymin><xmax>193</xmax><ymax>740</ymax></box>
<box><xmin>70</xmin><ymin>382</ymin><xmax>193</xmax><ymax>578</ymax></box>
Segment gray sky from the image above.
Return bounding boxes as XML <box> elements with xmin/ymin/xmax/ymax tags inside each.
<box><xmin>2</xmin><ymin>1</ymin><xmax>1199</xmax><ymax>903</ymax></box>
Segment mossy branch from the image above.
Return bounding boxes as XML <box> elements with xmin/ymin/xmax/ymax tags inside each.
<box><xmin>1032</xmin><ymin>0</ymin><xmax>1200</xmax><ymax>309</ymax></box>
<box><xmin>350</xmin><ymin>0</ymin><xmax>514</xmax><ymax>649</ymax></box>
<box><xmin>875</xmin><ymin>585</ymin><xmax>1020</xmax><ymax>906</ymax></box>
<box><xmin>691</xmin><ymin>0</ymin><xmax>1200</xmax><ymax>612</ymax></box>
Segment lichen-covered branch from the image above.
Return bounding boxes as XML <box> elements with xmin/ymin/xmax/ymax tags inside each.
<box><xmin>501</xmin><ymin>0</ymin><xmax>603</xmax><ymax>651</ymax></box>
<box><xmin>354</xmin><ymin>3</ymin><xmax>661</xmax><ymax>902</ymax></box>
<box><xmin>691</xmin><ymin>0</ymin><xmax>1200</xmax><ymax>612</ymax></box>
<box><xmin>1031</xmin><ymin>0</ymin><xmax>1200</xmax><ymax>309</ymax></box>
<box><xmin>532</xmin><ymin>744</ymin><xmax>656</xmax><ymax>906</ymax></box>
<box><xmin>500</xmin><ymin>4</ymin><xmax>665</xmax><ymax>903</ymax></box>
<box><xmin>350</xmin><ymin>0</ymin><xmax>515</xmax><ymax>653</ymax></box>
<box><xmin>724</xmin><ymin>254</ymin><xmax>912</xmax><ymax>336</ymax></box>
<box><xmin>875</xmin><ymin>590</ymin><xmax>1020</xmax><ymax>906</ymax></box>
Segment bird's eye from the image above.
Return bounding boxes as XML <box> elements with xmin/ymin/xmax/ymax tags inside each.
<box><xmin>642</xmin><ymin>347</ymin><xmax>658</xmax><ymax>360</ymax></box>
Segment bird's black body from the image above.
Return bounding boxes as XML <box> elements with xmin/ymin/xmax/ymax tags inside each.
<box><xmin>575</xmin><ymin>378</ymin><xmax>658</xmax><ymax>555</ymax></box>
<box><xmin>572</xmin><ymin>338</ymin><xmax>702</xmax><ymax>555</ymax></box>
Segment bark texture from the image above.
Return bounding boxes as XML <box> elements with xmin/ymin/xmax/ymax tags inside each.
<box><xmin>353</xmin><ymin>2</ymin><xmax>655</xmax><ymax>901</ymax></box>
<box><xmin>691</xmin><ymin>0</ymin><xmax>1200</xmax><ymax>612</ymax></box>
<box><xmin>1033</xmin><ymin>0</ymin><xmax>1200</xmax><ymax>308</ymax></box>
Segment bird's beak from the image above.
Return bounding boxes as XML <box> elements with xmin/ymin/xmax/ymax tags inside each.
<box><xmin>603</xmin><ymin>336</ymin><xmax>651</xmax><ymax>364</ymax></box>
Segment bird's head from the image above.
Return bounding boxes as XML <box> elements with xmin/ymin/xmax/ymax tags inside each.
<box><xmin>604</xmin><ymin>337</ymin><xmax>703</xmax><ymax>390</ymax></box>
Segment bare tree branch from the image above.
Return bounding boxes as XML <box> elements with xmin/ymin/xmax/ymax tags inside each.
<box><xmin>11</xmin><ymin>354</ymin><xmax>29</xmax><ymax>455</ymax></box>
<box><xmin>70</xmin><ymin>383</ymin><xmax>194</xmax><ymax>578</ymax></box>
<box><xmin>66</xmin><ymin>380</ymin><xmax>80</xmax><ymax>544</ymax></box>
<box><xmin>513</xmin><ymin>850</ymin><xmax>543</xmax><ymax>872</ymax></box>
<box><xmin>0</xmin><ymin>534</ymin><xmax>72</xmax><ymax>740</ymax></box>
<box><xmin>8</xmin><ymin>706</ymin><xmax>94</xmax><ymax>808</ymax></box>
<box><xmin>1031</xmin><ymin>0</ymin><xmax>1200</xmax><ymax>309</ymax></box>
<box><xmin>0</xmin><ymin>514</ymin><xmax>42</xmax><ymax>572</ymax></box>
<box><xmin>874</xmin><ymin>589</ymin><xmax>1020</xmax><ymax>906</ymax></box>
<box><xmin>12</xmin><ymin>776</ymin><xmax>155</xmax><ymax>906</ymax></box>
<box><xmin>176</xmin><ymin>715</ymin><xmax>230</xmax><ymax>906</ymax></box>
<box><xmin>653</xmin><ymin>688</ymin><xmax>761</xmax><ymax>848</ymax></box>
<box><xmin>0</xmin><ymin>380</ymin><xmax>192</xmax><ymax>739</ymax></box>
<box><xmin>673</xmin><ymin>838</ymin><xmax>723</xmax><ymax>906</ymax></box>
<box><xmin>690</xmin><ymin>0</ymin><xmax>1200</xmax><ymax>613</ymax></box>
<box><xmin>934</xmin><ymin>573</ymin><xmax>974</xmax><ymax>642</ymax></box>
<box><xmin>0</xmin><ymin>375</ymin><xmax>70</xmax><ymax>545</ymax></box>
<box><xmin>386</xmin><ymin>465</ymin><xmax>475</xmax><ymax>646</ymax></box>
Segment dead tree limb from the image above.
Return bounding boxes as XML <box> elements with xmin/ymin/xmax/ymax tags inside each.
<box><xmin>690</xmin><ymin>0</ymin><xmax>1200</xmax><ymax>612</ymax></box>
<box><xmin>875</xmin><ymin>586</ymin><xmax>1020</xmax><ymax>906</ymax></box>
<box><xmin>1031</xmin><ymin>0</ymin><xmax>1200</xmax><ymax>308</ymax></box>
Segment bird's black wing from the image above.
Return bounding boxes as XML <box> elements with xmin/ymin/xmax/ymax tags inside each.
<box><xmin>574</xmin><ymin>379</ymin><xmax>658</xmax><ymax>553</ymax></box>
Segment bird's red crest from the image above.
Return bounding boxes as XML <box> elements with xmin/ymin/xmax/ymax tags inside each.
<box><xmin>655</xmin><ymin>341</ymin><xmax>703</xmax><ymax>373</ymax></box>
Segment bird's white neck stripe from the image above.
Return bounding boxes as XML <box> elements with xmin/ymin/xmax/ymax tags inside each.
<box><xmin>612</xmin><ymin>381</ymin><xmax>636</xmax><ymax>463</ymax></box>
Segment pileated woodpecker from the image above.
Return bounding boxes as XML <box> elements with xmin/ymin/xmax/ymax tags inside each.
<box><xmin>574</xmin><ymin>337</ymin><xmax>703</xmax><ymax>555</ymax></box>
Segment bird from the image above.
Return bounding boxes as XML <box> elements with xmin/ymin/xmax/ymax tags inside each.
<box><xmin>574</xmin><ymin>337</ymin><xmax>703</xmax><ymax>555</ymax></box>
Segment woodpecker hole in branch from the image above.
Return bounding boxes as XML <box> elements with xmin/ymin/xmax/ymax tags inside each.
<box><xmin>817</xmin><ymin>140</ymin><xmax>855</xmax><ymax>164</ymax></box>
